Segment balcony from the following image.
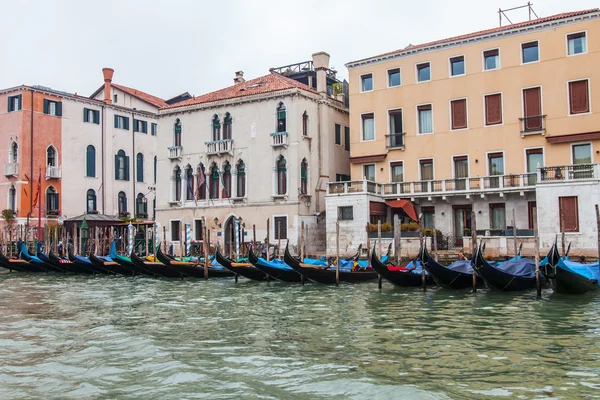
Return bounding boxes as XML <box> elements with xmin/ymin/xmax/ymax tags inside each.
<box><xmin>46</xmin><ymin>165</ymin><xmax>61</xmax><ymax>179</ymax></box>
<box><xmin>4</xmin><ymin>162</ymin><xmax>18</xmax><ymax>177</ymax></box>
<box><xmin>539</xmin><ymin>163</ymin><xmax>599</xmax><ymax>182</ymax></box>
<box><xmin>46</xmin><ymin>209</ymin><xmax>60</xmax><ymax>218</ymax></box>
<box><xmin>519</xmin><ymin>115</ymin><xmax>546</xmax><ymax>137</ymax></box>
<box><xmin>271</xmin><ymin>132</ymin><xmax>288</xmax><ymax>148</ymax></box>
<box><xmin>386</xmin><ymin>132</ymin><xmax>405</xmax><ymax>150</ymax></box>
<box><xmin>205</xmin><ymin>139</ymin><xmax>233</xmax><ymax>156</ymax></box>
<box><xmin>168</xmin><ymin>146</ymin><xmax>182</xmax><ymax>160</ymax></box>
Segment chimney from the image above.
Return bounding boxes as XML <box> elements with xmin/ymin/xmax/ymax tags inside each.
<box><xmin>102</xmin><ymin>67</ymin><xmax>114</xmax><ymax>104</ymax></box>
<box><xmin>234</xmin><ymin>71</ymin><xmax>245</xmax><ymax>85</ymax></box>
<box><xmin>312</xmin><ymin>51</ymin><xmax>330</xmax><ymax>94</ymax></box>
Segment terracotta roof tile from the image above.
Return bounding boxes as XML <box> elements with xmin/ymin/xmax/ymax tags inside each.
<box><xmin>348</xmin><ymin>9</ymin><xmax>599</xmax><ymax>66</ymax></box>
<box><xmin>111</xmin><ymin>83</ymin><xmax>169</xmax><ymax>108</ymax></box>
<box><xmin>162</xmin><ymin>72</ymin><xmax>317</xmax><ymax>110</ymax></box>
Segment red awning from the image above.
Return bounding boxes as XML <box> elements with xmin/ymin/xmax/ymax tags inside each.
<box><xmin>546</xmin><ymin>131</ymin><xmax>600</xmax><ymax>143</ymax></box>
<box><xmin>385</xmin><ymin>199</ymin><xmax>418</xmax><ymax>222</ymax></box>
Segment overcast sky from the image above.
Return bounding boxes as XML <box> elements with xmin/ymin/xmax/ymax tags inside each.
<box><xmin>2</xmin><ymin>0</ymin><xmax>597</xmax><ymax>99</ymax></box>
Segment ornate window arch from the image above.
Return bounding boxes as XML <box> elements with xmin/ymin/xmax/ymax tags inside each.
<box><xmin>46</xmin><ymin>145</ymin><xmax>57</xmax><ymax>167</ymax></box>
<box><xmin>118</xmin><ymin>191</ymin><xmax>127</xmax><ymax>215</ymax></box>
<box><xmin>300</xmin><ymin>158</ymin><xmax>308</xmax><ymax>195</ymax></box>
<box><xmin>209</xmin><ymin>163</ymin><xmax>219</xmax><ymax>199</ymax></box>
<box><xmin>86</xmin><ymin>145</ymin><xmax>96</xmax><ymax>177</ymax></box>
<box><xmin>197</xmin><ymin>163</ymin><xmax>207</xmax><ymax>200</ymax></box>
<box><xmin>276</xmin><ymin>156</ymin><xmax>287</xmax><ymax>195</ymax></box>
<box><xmin>86</xmin><ymin>189</ymin><xmax>96</xmax><ymax>213</ymax></box>
<box><xmin>277</xmin><ymin>103</ymin><xmax>286</xmax><ymax>132</ymax></box>
<box><xmin>222</xmin><ymin>161</ymin><xmax>231</xmax><ymax>199</ymax></box>
<box><xmin>212</xmin><ymin>114</ymin><xmax>221</xmax><ymax>141</ymax></box>
<box><xmin>236</xmin><ymin>160</ymin><xmax>246</xmax><ymax>198</ymax></box>
<box><xmin>136</xmin><ymin>153</ymin><xmax>144</xmax><ymax>182</ymax></box>
<box><xmin>10</xmin><ymin>141</ymin><xmax>18</xmax><ymax>163</ymax></box>
<box><xmin>223</xmin><ymin>112</ymin><xmax>232</xmax><ymax>140</ymax></box>
<box><xmin>185</xmin><ymin>165</ymin><xmax>194</xmax><ymax>201</ymax></box>
<box><xmin>302</xmin><ymin>111</ymin><xmax>308</xmax><ymax>136</ymax></box>
<box><xmin>174</xmin><ymin>118</ymin><xmax>182</xmax><ymax>146</ymax></box>
<box><xmin>173</xmin><ymin>166</ymin><xmax>182</xmax><ymax>201</ymax></box>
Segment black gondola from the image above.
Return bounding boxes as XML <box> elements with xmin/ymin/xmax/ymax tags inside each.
<box><xmin>473</xmin><ymin>244</ymin><xmax>539</xmax><ymax>291</ymax></box>
<box><xmin>89</xmin><ymin>253</ymin><xmax>136</xmax><ymax>276</ymax></box>
<box><xmin>49</xmin><ymin>251</ymin><xmax>93</xmax><ymax>274</ymax></box>
<box><xmin>130</xmin><ymin>251</ymin><xmax>183</xmax><ymax>278</ymax></box>
<box><xmin>542</xmin><ymin>242</ymin><xmax>599</xmax><ymax>294</ymax></box>
<box><xmin>156</xmin><ymin>246</ymin><xmax>234</xmax><ymax>278</ymax></box>
<box><xmin>0</xmin><ymin>251</ymin><xmax>40</xmax><ymax>272</ymax></box>
<box><xmin>284</xmin><ymin>243</ymin><xmax>378</xmax><ymax>284</ymax></box>
<box><xmin>370</xmin><ymin>247</ymin><xmax>433</xmax><ymax>287</ymax></box>
<box><xmin>421</xmin><ymin>244</ymin><xmax>481</xmax><ymax>289</ymax></box>
<box><xmin>248</xmin><ymin>248</ymin><xmax>302</xmax><ymax>282</ymax></box>
<box><xmin>37</xmin><ymin>251</ymin><xmax>71</xmax><ymax>273</ymax></box>
<box><xmin>68</xmin><ymin>253</ymin><xmax>116</xmax><ymax>275</ymax></box>
<box><xmin>215</xmin><ymin>247</ymin><xmax>267</xmax><ymax>281</ymax></box>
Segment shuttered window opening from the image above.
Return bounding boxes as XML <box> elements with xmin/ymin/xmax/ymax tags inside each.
<box><xmin>420</xmin><ymin>159</ymin><xmax>434</xmax><ymax>181</ymax></box>
<box><xmin>8</xmin><ymin>94</ymin><xmax>22</xmax><ymax>112</ymax></box>
<box><xmin>83</xmin><ymin>108</ymin><xmax>100</xmax><ymax>124</ymax></box>
<box><xmin>194</xmin><ymin>220</ymin><xmax>203</xmax><ymax>240</ymax></box>
<box><xmin>43</xmin><ymin>99</ymin><xmax>62</xmax><ymax>116</ymax></box>
<box><xmin>450</xmin><ymin>99</ymin><xmax>467</xmax><ymax>130</ymax></box>
<box><xmin>335</xmin><ymin>124</ymin><xmax>341</xmax><ymax>145</ymax></box>
<box><xmin>171</xmin><ymin>220</ymin><xmax>181</xmax><ymax>241</ymax></box>
<box><xmin>559</xmin><ymin>196</ymin><xmax>579</xmax><ymax>233</ymax></box>
<box><xmin>523</xmin><ymin>87</ymin><xmax>542</xmax><ymax>131</ymax></box>
<box><xmin>568</xmin><ymin>80</ymin><xmax>590</xmax><ymax>115</ymax></box>
<box><xmin>344</xmin><ymin>127</ymin><xmax>350</xmax><ymax>151</ymax></box>
<box><xmin>484</xmin><ymin>94</ymin><xmax>502</xmax><ymax>125</ymax></box>
<box><xmin>362</xmin><ymin>113</ymin><xmax>375</xmax><ymax>140</ymax></box>
<box><xmin>338</xmin><ymin>206</ymin><xmax>354</xmax><ymax>221</ymax></box>
<box><xmin>114</xmin><ymin>115</ymin><xmax>129</xmax><ymax>130</ymax></box>
<box><xmin>483</xmin><ymin>49</ymin><xmax>499</xmax><ymax>70</ymax></box>
<box><xmin>274</xmin><ymin>216</ymin><xmax>287</xmax><ymax>240</ymax></box>
<box><xmin>390</xmin><ymin>161</ymin><xmax>404</xmax><ymax>183</ymax></box>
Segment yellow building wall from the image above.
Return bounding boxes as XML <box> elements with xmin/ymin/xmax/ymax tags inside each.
<box><xmin>348</xmin><ymin>17</ymin><xmax>600</xmax><ymax>182</ymax></box>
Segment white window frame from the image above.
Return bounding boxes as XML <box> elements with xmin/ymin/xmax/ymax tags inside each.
<box><xmin>448</xmin><ymin>54</ymin><xmax>466</xmax><ymax>78</ymax></box>
<box><xmin>7</xmin><ymin>184</ymin><xmax>17</xmax><ymax>213</ymax></box>
<box><xmin>483</xmin><ymin>92</ymin><xmax>504</xmax><ymax>127</ymax></box>
<box><xmin>520</xmin><ymin>85</ymin><xmax>544</xmax><ymax>134</ymax></box>
<box><xmin>362</xmin><ymin>163</ymin><xmax>376</xmax><ymax>182</ymax></box>
<box><xmin>48</xmin><ymin>101</ymin><xmax>57</xmax><ymax>116</ymax></box>
<box><xmin>360</xmin><ymin>111</ymin><xmax>376</xmax><ymax>142</ymax></box>
<box><xmin>417</xmin><ymin>158</ymin><xmax>435</xmax><ymax>181</ymax></box>
<box><xmin>415</xmin><ymin>61</ymin><xmax>431</xmax><ymax>83</ymax></box>
<box><xmin>566</xmin><ymin>30</ymin><xmax>588</xmax><ymax>57</ymax></box>
<box><xmin>359</xmin><ymin>72</ymin><xmax>374</xmax><ymax>93</ymax></box>
<box><xmin>386</xmin><ymin>67</ymin><xmax>401</xmax><ymax>88</ymax></box>
<box><xmin>485</xmin><ymin>150</ymin><xmax>506</xmax><ymax>176</ymax></box>
<box><xmin>520</xmin><ymin>40</ymin><xmax>540</xmax><ymax>65</ymax></box>
<box><xmin>482</xmin><ymin>48</ymin><xmax>501</xmax><ymax>72</ymax></box>
<box><xmin>448</xmin><ymin>97</ymin><xmax>468</xmax><ymax>131</ymax></box>
<box><xmin>388</xmin><ymin>160</ymin><xmax>404</xmax><ymax>183</ymax></box>
<box><xmin>566</xmin><ymin>78</ymin><xmax>592</xmax><ymax>116</ymax></box>
<box><xmin>46</xmin><ymin>145</ymin><xmax>57</xmax><ymax>167</ymax></box>
<box><xmin>416</xmin><ymin>103</ymin><xmax>434</xmax><ymax>135</ymax></box>
<box><xmin>387</xmin><ymin>107</ymin><xmax>404</xmax><ymax>136</ymax></box>
<box><xmin>169</xmin><ymin>219</ymin><xmax>182</xmax><ymax>243</ymax></box>
<box><xmin>523</xmin><ymin>146</ymin><xmax>545</xmax><ymax>172</ymax></box>
<box><xmin>570</xmin><ymin>142</ymin><xmax>593</xmax><ymax>165</ymax></box>
<box><xmin>451</xmin><ymin>154</ymin><xmax>470</xmax><ymax>179</ymax></box>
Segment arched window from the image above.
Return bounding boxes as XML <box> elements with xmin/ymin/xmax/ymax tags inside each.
<box><xmin>8</xmin><ymin>185</ymin><xmax>16</xmax><ymax>212</ymax></box>
<box><xmin>47</xmin><ymin>145</ymin><xmax>57</xmax><ymax>167</ymax></box>
<box><xmin>86</xmin><ymin>145</ymin><xmax>96</xmax><ymax>177</ymax></box>
<box><xmin>222</xmin><ymin>162</ymin><xmax>231</xmax><ymax>199</ymax></box>
<box><xmin>86</xmin><ymin>189</ymin><xmax>96</xmax><ymax>213</ymax></box>
<box><xmin>302</xmin><ymin>111</ymin><xmax>308</xmax><ymax>136</ymax></box>
<box><xmin>236</xmin><ymin>160</ymin><xmax>246</xmax><ymax>198</ymax></box>
<box><xmin>174</xmin><ymin>166</ymin><xmax>182</xmax><ymax>201</ymax></box>
<box><xmin>185</xmin><ymin>166</ymin><xmax>194</xmax><ymax>200</ymax></box>
<box><xmin>10</xmin><ymin>142</ymin><xmax>18</xmax><ymax>163</ymax></box>
<box><xmin>277</xmin><ymin>156</ymin><xmax>287</xmax><ymax>195</ymax></box>
<box><xmin>277</xmin><ymin>103</ymin><xmax>286</xmax><ymax>132</ymax></box>
<box><xmin>153</xmin><ymin>156</ymin><xmax>157</xmax><ymax>184</ymax></box>
<box><xmin>197</xmin><ymin>164</ymin><xmax>207</xmax><ymax>200</ymax></box>
<box><xmin>136</xmin><ymin>193</ymin><xmax>147</xmax><ymax>217</ymax></box>
<box><xmin>46</xmin><ymin>186</ymin><xmax>59</xmax><ymax>214</ymax></box>
<box><xmin>136</xmin><ymin>153</ymin><xmax>144</xmax><ymax>182</ymax></box>
<box><xmin>300</xmin><ymin>158</ymin><xmax>308</xmax><ymax>195</ymax></box>
<box><xmin>209</xmin><ymin>163</ymin><xmax>219</xmax><ymax>199</ymax></box>
<box><xmin>223</xmin><ymin>112</ymin><xmax>232</xmax><ymax>140</ymax></box>
<box><xmin>212</xmin><ymin>114</ymin><xmax>221</xmax><ymax>141</ymax></box>
<box><xmin>115</xmin><ymin>150</ymin><xmax>129</xmax><ymax>181</ymax></box>
<box><xmin>118</xmin><ymin>191</ymin><xmax>127</xmax><ymax>215</ymax></box>
<box><xmin>174</xmin><ymin>119</ymin><xmax>182</xmax><ymax>146</ymax></box>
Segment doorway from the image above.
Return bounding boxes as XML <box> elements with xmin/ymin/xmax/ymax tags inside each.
<box><xmin>224</xmin><ymin>217</ymin><xmax>235</xmax><ymax>257</ymax></box>
<box><xmin>453</xmin><ymin>205</ymin><xmax>472</xmax><ymax>246</ymax></box>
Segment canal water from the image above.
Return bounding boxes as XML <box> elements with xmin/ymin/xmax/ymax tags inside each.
<box><xmin>1</xmin><ymin>274</ymin><xmax>599</xmax><ymax>399</ymax></box>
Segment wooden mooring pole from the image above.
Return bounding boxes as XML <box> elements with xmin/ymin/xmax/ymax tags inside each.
<box><xmin>419</xmin><ymin>215</ymin><xmax>426</xmax><ymax>291</ymax></box>
<box><xmin>394</xmin><ymin>214</ymin><xmax>401</xmax><ymax>266</ymax></box>
<box><xmin>266</xmin><ymin>218</ymin><xmax>270</xmax><ymax>262</ymax></box>
<box><xmin>204</xmin><ymin>224</ymin><xmax>209</xmax><ymax>280</ymax></box>
<box><xmin>433</xmin><ymin>214</ymin><xmax>438</xmax><ymax>262</ymax></box>
<box><xmin>335</xmin><ymin>217</ymin><xmax>340</xmax><ymax>286</ymax></box>
<box><xmin>471</xmin><ymin>212</ymin><xmax>477</xmax><ymax>293</ymax></box>
<box><xmin>512</xmin><ymin>209</ymin><xmax>518</xmax><ymax>258</ymax></box>
<box><xmin>378</xmin><ymin>220</ymin><xmax>382</xmax><ymax>289</ymax></box>
<box><xmin>535</xmin><ymin>228</ymin><xmax>541</xmax><ymax>299</ymax></box>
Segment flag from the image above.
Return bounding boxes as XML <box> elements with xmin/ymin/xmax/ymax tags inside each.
<box><xmin>32</xmin><ymin>169</ymin><xmax>41</xmax><ymax>209</ymax></box>
<box><xmin>221</xmin><ymin>170</ymin><xmax>228</xmax><ymax>198</ymax></box>
<box><xmin>186</xmin><ymin>173</ymin><xmax>194</xmax><ymax>199</ymax></box>
<box><xmin>196</xmin><ymin>167</ymin><xmax>205</xmax><ymax>200</ymax></box>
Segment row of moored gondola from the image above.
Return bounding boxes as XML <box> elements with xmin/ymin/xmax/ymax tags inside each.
<box><xmin>1</xmin><ymin>239</ymin><xmax>598</xmax><ymax>295</ymax></box>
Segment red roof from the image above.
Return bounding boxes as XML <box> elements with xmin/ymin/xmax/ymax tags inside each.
<box><xmin>111</xmin><ymin>83</ymin><xmax>169</xmax><ymax>108</ymax></box>
<box><xmin>162</xmin><ymin>72</ymin><xmax>317</xmax><ymax>110</ymax></box>
<box><xmin>348</xmin><ymin>9</ymin><xmax>599</xmax><ymax>66</ymax></box>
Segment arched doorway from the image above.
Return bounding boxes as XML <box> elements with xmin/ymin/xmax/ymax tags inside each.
<box><xmin>224</xmin><ymin>216</ymin><xmax>236</xmax><ymax>258</ymax></box>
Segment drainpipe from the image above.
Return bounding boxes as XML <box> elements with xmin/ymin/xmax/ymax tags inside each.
<box><xmin>132</xmin><ymin>110</ymin><xmax>136</xmax><ymax>216</ymax></box>
<box><xmin>27</xmin><ymin>89</ymin><xmax>34</xmax><ymax>227</ymax></box>
<box><xmin>101</xmin><ymin>105</ymin><xmax>106</xmax><ymax>214</ymax></box>
<box><xmin>315</xmin><ymin>99</ymin><xmax>322</xmax><ymax>213</ymax></box>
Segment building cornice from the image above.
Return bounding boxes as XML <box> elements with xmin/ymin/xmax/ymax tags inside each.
<box><xmin>346</xmin><ymin>11</ymin><xmax>600</xmax><ymax>69</ymax></box>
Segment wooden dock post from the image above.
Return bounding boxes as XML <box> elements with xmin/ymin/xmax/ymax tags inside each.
<box><xmin>393</xmin><ymin>214</ymin><xmax>401</xmax><ymax>265</ymax></box>
<box><xmin>366</xmin><ymin>223</ymin><xmax>371</xmax><ymax>262</ymax></box>
<box><xmin>300</xmin><ymin>221</ymin><xmax>305</xmax><ymax>261</ymax></box>
<box><xmin>432</xmin><ymin>214</ymin><xmax>438</xmax><ymax>262</ymax></box>
<box><xmin>419</xmin><ymin>215</ymin><xmax>426</xmax><ymax>291</ymax></box>
<box><xmin>535</xmin><ymin>228</ymin><xmax>541</xmax><ymax>299</ymax></box>
<box><xmin>266</xmin><ymin>218</ymin><xmax>270</xmax><ymax>262</ymax></box>
<box><xmin>378</xmin><ymin>220</ymin><xmax>382</xmax><ymax>289</ymax></box>
<box><xmin>595</xmin><ymin>204</ymin><xmax>600</xmax><ymax>267</ymax></box>
<box><xmin>512</xmin><ymin>208</ymin><xmax>518</xmax><ymax>258</ymax></box>
<box><xmin>278</xmin><ymin>224</ymin><xmax>282</xmax><ymax>260</ymax></box>
<box><xmin>336</xmin><ymin>217</ymin><xmax>340</xmax><ymax>286</ymax></box>
<box><xmin>204</xmin><ymin>224</ymin><xmax>209</xmax><ymax>280</ymax></box>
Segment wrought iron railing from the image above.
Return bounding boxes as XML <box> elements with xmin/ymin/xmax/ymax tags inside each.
<box><xmin>519</xmin><ymin>114</ymin><xmax>546</xmax><ymax>135</ymax></box>
<box><xmin>386</xmin><ymin>133</ymin><xmax>405</xmax><ymax>149</ymax></box>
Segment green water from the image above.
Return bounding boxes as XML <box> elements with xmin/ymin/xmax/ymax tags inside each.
<box><xmin>1</xmin><ymin>274</ymin><xmax>599</xmax><ymax>399</ymax></box>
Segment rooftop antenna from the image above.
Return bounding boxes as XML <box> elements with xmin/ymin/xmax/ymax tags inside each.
<box><xmin>498</xmin><ymin>2</ymin><xmax>539</xmax><ymax>27</ymax></box>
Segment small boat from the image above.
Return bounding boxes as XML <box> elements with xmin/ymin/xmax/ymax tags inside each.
<box><xmin>18</xmin><ymin>243</ymin><xmax>54</xmax><ymax>272</ymax></box>
<box><xmin>88</xmin><ymin>243</ymin><xmax>136</xmax><ymax>276</ymax></box>
<box><xmin>284</xmin><ymin>243</ymin><xmax>378</xmax><ymax>284</ymax></box>
<box><xmin>248</xmin><ymin>248</ymin><xmax>302</xmax><ymax>282</ymax></box>
<box><xmin>370</xmin><ymin>247</ymin><xmax>433</xmax><ymax>287</ymax></box>
<box><xmin>37</xmin><ymin>251</ymin><xmax>72</xmax><ymax>273</ymax></box>
<box><xmin>0</xmin><ymin>251</ymin><xmax>40</xmax><ymax>272</ymax></box>
<box><xmin>542</xmin><ymin>242</ymin><xmax>599</xmax><ymax>294</ymax></box>
<box><xmin>156</xmin><ymin>246</ymin><xmax>234</xmax><ymax>279</ymax></box>
<box><xmin>49</xmin><ymin>251</ymin><xmax>93</xmax><ymax>274</ymax></box>
<box><xmin>130</xmin><ymin>251</ymin><xmax>184</xmax><ymax>278</ymax></box>
<box><xmin>473</xmin><ymin>244</ymin><xmax>540</xmax><ymax>291</ymax></box>
<box><xmin>215</xmin><ymin>246</ymin><xmax>267</xmax><ymax>281</ymax></box>
<box><xmin>68</xmin><ymin>253</ymin><xmax>116</xmax><ymax>275</ymax></box>
<box><xmin>421</xmin><ymin>243</ymin><xmax>481</xmax><ymax>289</ymax></box>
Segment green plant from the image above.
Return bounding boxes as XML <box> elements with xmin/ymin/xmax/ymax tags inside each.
<box><xmin>401</xmin><ymin>222</ymin><xmax>420</xmax><ymax>232</ymax></box>
<box><xmin>332</xmin><ymin>82</ymin><xmax>343</xmax><ymax>95</ymax></box>
<box><xmin>368</xmin><ymin>223</ymin><xmax>392</xmax><ymax>232</ymax></box>
<box><xmin>2</xmin><ymin>209</ymin><xmax>16</xmax><ymax>224</ymax></box>
<box><xmin>421</xmin><ymin>228</ymin><xmax>442</xmax><ymax>237</ymax></box>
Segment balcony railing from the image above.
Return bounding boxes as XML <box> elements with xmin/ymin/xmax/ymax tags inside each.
<box><xmin>46</xmin><ymin>209</ymin><xmax>60</xmax><ymax>218</ymax></box>
<box><xmin>205</xmin><ymin>139</ymin><xmax>233</xmax><ymax>155</ymax></box>
<box><xmin>4</xmin><ymin>162</ymin><xmax>17</xmax><ymax>177</ymax></box>
<box><xmin>168</xmin><ymin>146</ymin><xmax>182</xmax><ymax>160</ymax></box>
<box><xmin>46</xmin><ymin>165</ymin><xmax>61</xmax><ymax>179</ymax></box>
<box><xmin>271</xmin><ymin>132</ymin><xmax>288</xmax><ymax>147</ymax></box>
<box><xmin>519</xmin><ymin>115</ymin><xmax>546</xmax><ymax>136</ymax></box>
<box><xmin>539</xmin><ymin>164</ymin><xmax>598</xmax><ymax>182</ymax></box>
<box><xmin>386</xmin><ymin>132</ymin><xmax>405</xmax><ymax>149</ymax></box>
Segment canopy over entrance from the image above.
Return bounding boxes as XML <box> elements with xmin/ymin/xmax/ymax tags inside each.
<box><xmin>385</xmin><ymin>200</ymin><xmax>418</xmax><ymax>222</ymax></box>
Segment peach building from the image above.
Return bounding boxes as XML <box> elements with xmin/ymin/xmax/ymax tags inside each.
<box><xmin>327</xmin><ymin>9</ymin><xmax>600</xmax><ymax>257</ymax></box>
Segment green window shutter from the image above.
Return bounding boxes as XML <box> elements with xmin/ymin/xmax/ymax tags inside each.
<box><xmin>125</xmin><ymin>156</ymin><xmax>130</xmax><ymax>180</ymax></box>
<box><xmin>114</xmin><ymin>115</ymin><xmax>118</xmax><ymax>128</ymax></box>
<box><xmin>124</xmin><ymin>117</ymin><xmax>130</xmax><ymax>130</ymax></box>
<box><xmin>94</xmin><ymin>110</ymin><xmax>100</xmax><ymax>124</ymax></box>
<box><xmin>143</xmin><ymin>121</ymin><xmax>147</xmax><ymax>133</ymax></box>
<box><xmin>133</xmin><ymin>119</ymin><xmax>138</xmax><ymax>132</ymax></box>
<box><xmin>278</xmin><ymin>111</ymin><xmax>286</xmax><ymax>120</ymax></box>
<box><xmin>17</xmin><ymin>95</ymin><xmax>22</xmax><ymax>110</ymax></box>
<box><xmin>56</xmin><ymin>102</ymin><xmax>62</xmax><ymax>116</ymax></box>
<box><xmin>114</xmin><ymin>155</ymin><xmax>119</xmax><ymax>179</ymax></box>
<box><xmin>83</xmin><ymin>108</ymin><xmax>89</xmax><ymax>122</ymax></box>
<box><xmin>301</xmin><ymin>168</ymin><xmax>307</xmax><ymax>180</ymax></box>
<box><xmin>43</xmin><ymin>99</ymin><xmax>49</xmax><ymax>114</ymax></box>
<box><xmin>7</xmin><ymin>96</ymin><xmax>12</xmax><ymax>112</ymax></box>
